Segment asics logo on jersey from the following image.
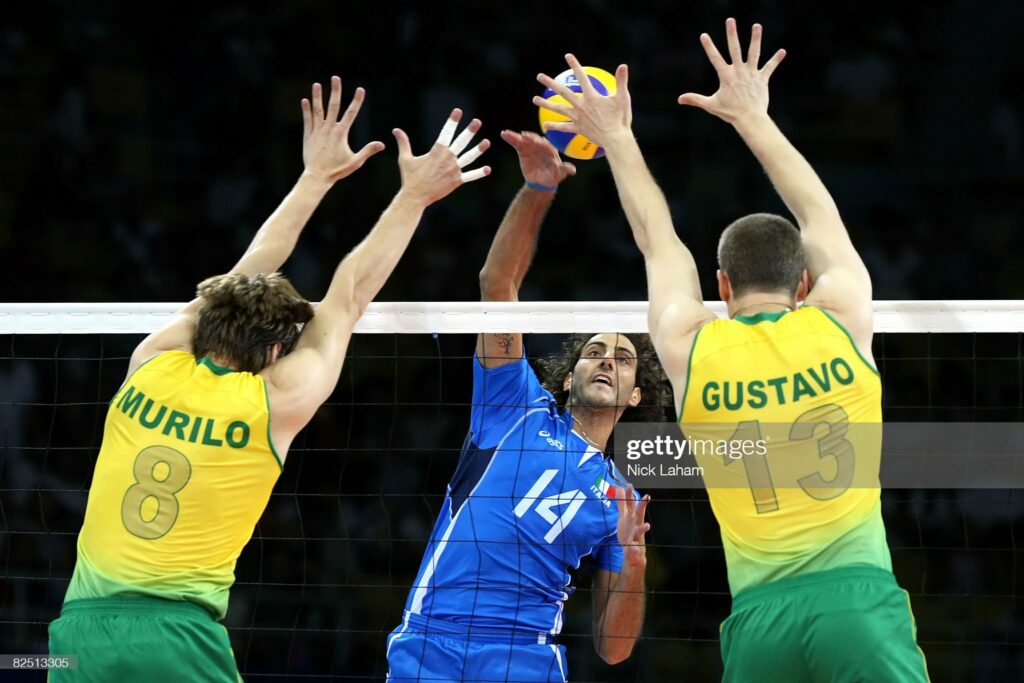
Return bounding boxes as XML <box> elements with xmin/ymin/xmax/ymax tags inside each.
<box><xmin>538</xmin><ymin>430</ymin><xmax>565</xmax><ymax>450</ymax></box>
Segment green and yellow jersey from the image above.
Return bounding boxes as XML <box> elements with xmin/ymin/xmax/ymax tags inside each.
<box><xmin>65</xmin><ymin>350</ymin><xmax>282</xmax><ymax>619</ymax></box>
<box><xmin>680</xmin><ymin>307</ymin><xmax>890</xmax><ymax>596</ymax></box>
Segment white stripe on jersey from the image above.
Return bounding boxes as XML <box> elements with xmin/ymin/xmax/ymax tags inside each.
<box><xmin>385</xmin><ymin>610</ymin><xmax>411</xmax><ymax>677</ymax></box>
<box><xmin>576</xmin><ymin>443</ymin><xmax>599</xmax><ymax>467</ymax></box>
<box><xmin>553</xmin><ymin>542</ymin><xmax>596</xmax><ymax>635</ymax></box>
<box><xmin>550</xmin><ymin>644</ymin><xmax>567</xmax><ymax>682</ymax></box>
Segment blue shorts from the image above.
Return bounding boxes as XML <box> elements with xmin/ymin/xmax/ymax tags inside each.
<box><xmin>386</xmin><ymin>611</ymin><xmax>568</xmax><ymax>683</ymax></box>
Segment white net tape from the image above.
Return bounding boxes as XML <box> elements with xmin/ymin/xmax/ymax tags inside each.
<box><xmin>3</xmin><ymin>300</ymin><xmax>1024</xmax><ymax>334</ymax></box>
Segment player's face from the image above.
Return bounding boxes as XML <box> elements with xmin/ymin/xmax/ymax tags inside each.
<box><xmin>567</xmin><ymin>333</ymin><xmax>640</xmax><ymax>410</ymax></box>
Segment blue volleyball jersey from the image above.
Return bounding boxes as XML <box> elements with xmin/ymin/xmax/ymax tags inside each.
<box><xmin>403</xmin><ymin>355</ymin><xmax>635</xmax><ymax>636</ymax></box>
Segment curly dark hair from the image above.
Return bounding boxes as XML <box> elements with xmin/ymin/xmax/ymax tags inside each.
<box><xmin>534</xmin><ymin>333</ymin><xmax>674</xmax><ymax>423</ymax></box>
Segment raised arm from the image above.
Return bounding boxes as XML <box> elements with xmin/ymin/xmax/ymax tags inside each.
<box><xmin>129</xmin><ymin>76</ymin><xmax>384</xmax><ymax>373</ymax></box>
<box><xmin>476</xmin><ymin>131</ymin><xmax>575</xmax><ymax>368</ymax></box>
<box><xmin>534</xmin><ymin>57</ymin><xmax>716</xmax><ymax>397</ymax></box>
<box><xmin>265</xmin><ymin>111</ymin><xmax>491</xmax><ymax>451</ymax></box>
<box><xmin>592</xmin><ymin>487</ymin><xmax>650</xmax><ymax>664</ymax></box>
<box><xmin>679</xmin><ymin>19</ymin><xmax>873</xmax><ymax>347</ymax></box>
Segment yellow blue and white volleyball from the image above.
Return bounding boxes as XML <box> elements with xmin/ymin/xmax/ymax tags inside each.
<box><xmin>538</xmin><ymin>66</ymin><xmax>617</xmax><ymax>160</ymax></box>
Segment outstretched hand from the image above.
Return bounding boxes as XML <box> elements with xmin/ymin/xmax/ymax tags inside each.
<box><xmin>301</xmin><ymin>76</ymin><xmax>385</xmax><ymax>183</ymax></box>
<box><xmin>533</xmin><ymin>54</ymin><xmax>632</xmax><ymax>149</ymax></box>
<box><xmin>678</xmin><ymin>18</ymin><xmax>786</xmax><ymax>125</ymax></box>
<box><xmin>501</xmin><ymin>130</ymin><xmax>575</xmax><ymax>188</ymax></box>
<box><xmin>393</xmin><ymin>109</ymin><xmax>491</xmax><ymax>206</ymax></box>
<box><xmin>616</xmin><ymin>485</ymin><xmax>651</xmax><ymax>569</ymax></box>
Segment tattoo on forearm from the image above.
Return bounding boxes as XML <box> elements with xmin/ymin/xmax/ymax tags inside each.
<box><xmin>496</xmin><ymin>334</ymin><xmax>514</xmax><ymax>354</ymax></box>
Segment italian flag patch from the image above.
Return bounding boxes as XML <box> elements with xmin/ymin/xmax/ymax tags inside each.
<box><xmin>595</xmin><ymin>475</ymin><xmax>617</xmax><ymax>499</ymax></box>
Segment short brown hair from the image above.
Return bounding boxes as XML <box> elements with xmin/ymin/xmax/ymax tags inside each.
<box><xmin>193</xmin><ymin>272</ymin><xmax>314</xmax><ymax>374</ymax></box>
<box><xmin>535</xmin><ymin>333</ymin><xmax>673</xmax><ymax>423</ymax></box>
<box><xmin>718</xmin><ymin>213</ymin><xmax>806</xmax><ymax>297</ymax></box>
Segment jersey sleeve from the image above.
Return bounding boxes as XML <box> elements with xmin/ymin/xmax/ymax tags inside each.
<box><xmin>591</xmin><ymin>534</ymin><xmax>625</xmax><ymax>573</ymax></box>
<box><xmin>470</xmin><ymin>354</ymin><xmax>548</xmax><ymax>448</ymax></box>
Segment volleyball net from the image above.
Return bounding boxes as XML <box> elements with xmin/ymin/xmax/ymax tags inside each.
<box><xmin>1</xmin><ymin>301</ymin><xmax>1022</xmax><ymax>681</ymax></box>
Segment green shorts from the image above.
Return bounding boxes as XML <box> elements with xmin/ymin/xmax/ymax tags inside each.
<box><xmin>48</xmin><ymin>596</ymin><xmax>241</xmax><ymax>682</ymax></box>
<box><xmin>720</xmin><ymin>566</ymin><xmax>929</xmax><ymax>683</ymax></box>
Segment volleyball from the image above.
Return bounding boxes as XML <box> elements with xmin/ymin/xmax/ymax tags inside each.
<box><xmin>538</xmin><ymin>66</ymin><xmax>617</xmax><ymax>160</ymax></box>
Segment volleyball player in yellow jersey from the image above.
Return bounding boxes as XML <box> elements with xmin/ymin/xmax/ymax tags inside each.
<box><xmin>536</xmin><ymin>19</ymin><xmax>929</xmax><ymax>683</ymax></box>
<box><xmin>47</xmin><ymin>76</ymin><xmax>491</xmax><ymax>682</ymax></box>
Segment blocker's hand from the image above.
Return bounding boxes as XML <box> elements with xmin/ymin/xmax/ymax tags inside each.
<box><xmin>533</xmin><ymin>54</ymin><xmax>632</xmax><ymax>149</ymax></box>
<box><xmin>678</xmin><ymin>18</ymin><xmax>786</xmax><ymax>125</ymax></box>
<box><xmin>501</xmin><ymin>130</ymin><xmax>575</xmax><ymax>188</ymax></box>
<box><xmin>301</xmin><ymin>76</ymin><xmax>385</xmax><ymax>183</ymax></box>
<box><xmin>393</xmin><ymin>109</ymin><xmax>491</xmax><ymax>206</ymax></box>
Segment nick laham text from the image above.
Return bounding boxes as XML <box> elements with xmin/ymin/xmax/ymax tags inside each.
<box><xmin>626</xmin><ymin>463</ymin><xmax>704</xmax><ymax>478</ymax></box>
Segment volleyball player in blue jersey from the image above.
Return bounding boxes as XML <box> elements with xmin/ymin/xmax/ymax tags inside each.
<box><xmin>386</xmin><ymin>131</ymin><xmax>667</xmax><ymax>682</ymax></box>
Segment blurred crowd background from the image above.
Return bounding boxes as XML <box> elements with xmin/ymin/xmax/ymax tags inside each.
<box><xmin>2</xmin><ymin>1</ymin><xmax>1023</xmax><ymax>681</ymax></box>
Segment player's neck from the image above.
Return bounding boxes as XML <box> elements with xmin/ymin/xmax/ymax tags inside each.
<box><xmin>567</xmin><ymin>407</ymin><xmax>616</xmax><ymax>452</ymax></box>
<box><xmin>206</xmin><ymin>354</ymin><xmax>241</xmax><ymax>371</ymax></box>
<box><xmin>728</xmin><ymin>292</ymin><xmax>796</xmax><ymax>319</ymax></box>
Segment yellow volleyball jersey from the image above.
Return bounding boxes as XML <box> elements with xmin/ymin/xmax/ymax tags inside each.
<box><xmin>65</xmin><ymin>350</ymin><xmax>282</xmax><ymax>618</ymax></box>
<box><xmin>679</xmin><ymin>307</ymin><xmax>890</xmax><ymax>595</ymax></box>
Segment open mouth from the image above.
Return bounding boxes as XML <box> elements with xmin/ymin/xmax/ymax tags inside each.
<box><xmin>592</xmin><ymin>374</ymin><xmax>613</xmax><ymax>388</ymax></box>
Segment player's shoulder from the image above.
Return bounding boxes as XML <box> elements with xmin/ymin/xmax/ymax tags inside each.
<box><xmin>136</xmin><ymin>348</ymin><xmax>195</xmax><ymax>368</ymax></box>
<box><xmin>127</xmin><ymin>349</ymin><xmax>197</xmax><ymax>384</ymax></box>
<box><xmin>474</xmin><ymin>352</ymin><xmax>536</xmax><ymax>385</ymax></box>
<box><xmin>702</xmin><ymin>307</ymin><xmax>828</xmax><ymax>340</ymax></box>
<box><xmin>470</xmin><ymin>385</ymin><xmax>558</xmax><ymax>450</ymax></box>
<box><xmin>474</xmin><ymin>354</ymin><xmax>553</xmax><ymax>402</ymax></box>
<box><xmin>801</xmin><ymin>302</ymin><xmax>873</xmax><ymax>345</ymax></box>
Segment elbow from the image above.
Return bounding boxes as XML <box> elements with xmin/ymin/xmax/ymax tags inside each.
<box><xmin>331</xmin><ymin>292</ymin><xmax>369</xmax><ymax>325</ymax></box>
<box><xmin>633</xmin><ymin>233</ymin><xmax>654</xmax><ymax>257</ymax></box>
<box><xmin>598</xmin><ymin>647</ymin><xmax>632</xmax><ymax>666</ymax></box>
<box><xmin>332</xmin><ymin>262</ymin><xmax>370</xmax><ymax>322</ymax></box>
<box><xmin>348</xmin><ymin>274</ymin><xmax>376</xmax><ymax>321</ymax></box>
<box><xmin>478</xmin><ymin>267</ymin><xmax>498</xmax><ymax>293</ymax></box>
<box><xmin>350</xmin><ymin>293</ymin><xmax>371</xmax><ymax>321</ymax></box>
<box><xmin>597</xmin><ymin>640</ymin><xmax>636</xmax><ymax>666</ymax></box>
<box><xmin>478</xmin><ymin>269</ymin><xmax>515</xmax><ymax>302</ymax></box>
<box><xmin>600</xmin><ymin>652</ymin><xmax>626</xmax><ymax>666</ymax></box>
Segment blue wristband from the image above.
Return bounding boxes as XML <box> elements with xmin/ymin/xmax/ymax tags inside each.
<box><xmin>525</xmin><ymin>180</ymin><xmax>558</xmax><ymax>192</ymax></box>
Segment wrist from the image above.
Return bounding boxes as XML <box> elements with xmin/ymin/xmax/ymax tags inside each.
<box><xmin>622</xmin><ymin>550</ymin><xmax>648</xmax><ymax>573</ymax></box>
<box><xmin>601</xmin><ymin>130</ymin><xmax>639</xmax><ymax>157</ymax></box>
<box><xmin>524</xmin><ymin>179</ymin><xmax>558</xmax><ymax>192</ymax></box>
<box><xmin>732</xmin><ymin>111</ymin><xmax>773</xmax><ymax>136</ymax></box>
<box><xmin>393</xmin><ymin>188</ymin><xmax>431</xmax><ymax>212</ymax></box>
<box><xmin>298</xmin><ymin>169</ymin><xmax>335</xmax><ymax>194</ymax></box>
